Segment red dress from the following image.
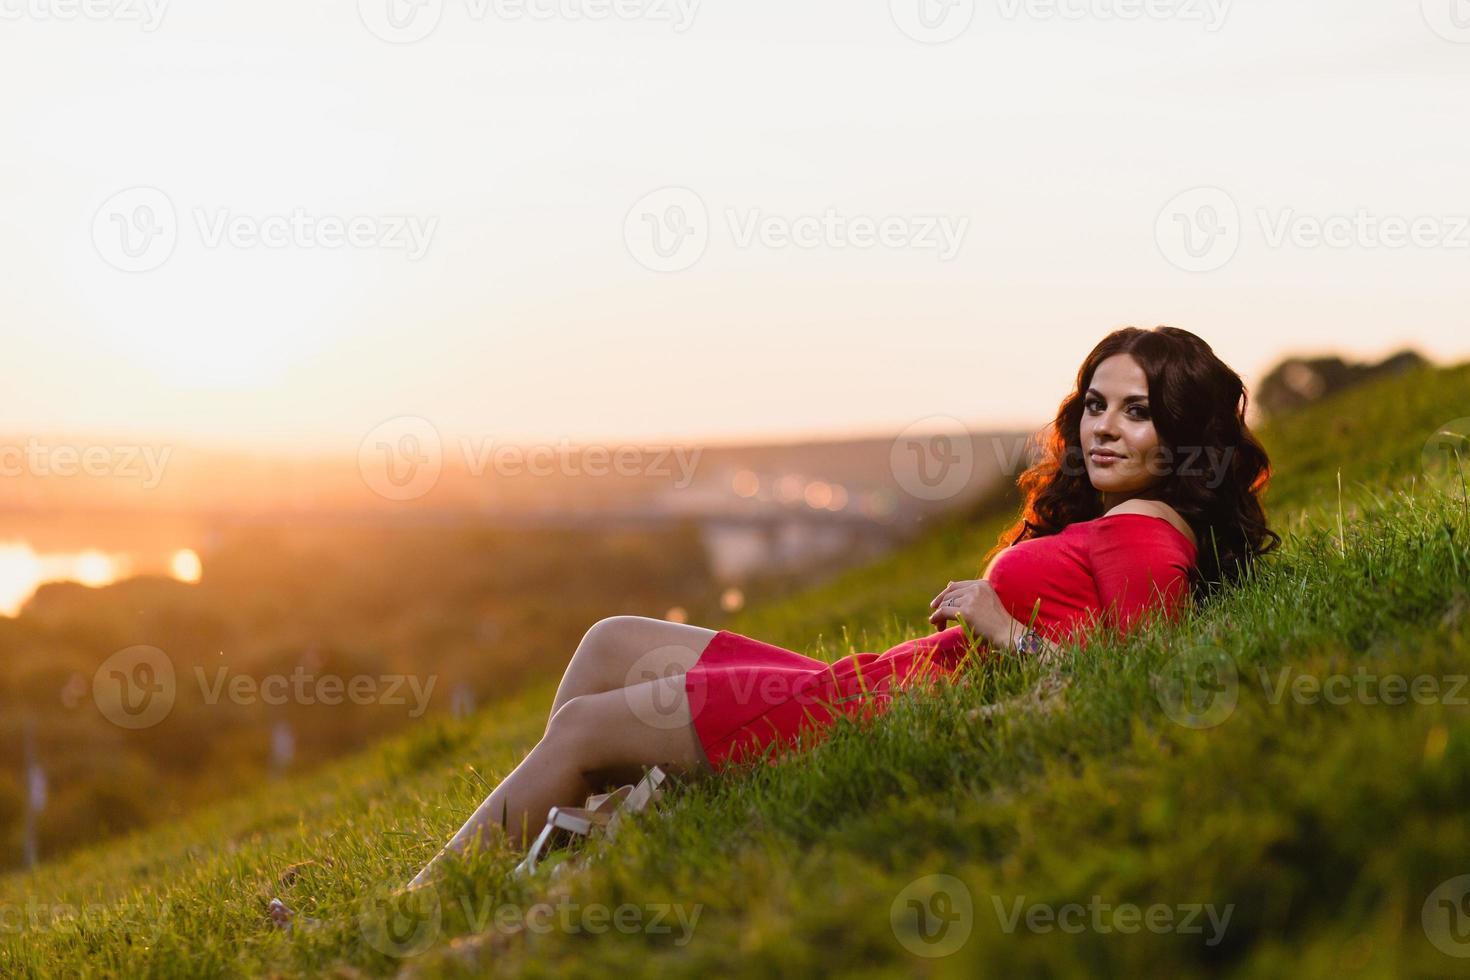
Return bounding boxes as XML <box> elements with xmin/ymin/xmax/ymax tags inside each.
<box><xmin>684</xmin><ymin>513</ymin><xmax>1198</xmax><ymax>771</ymax></box>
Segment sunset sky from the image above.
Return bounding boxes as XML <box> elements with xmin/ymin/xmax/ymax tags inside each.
<box><xmin>2</xmin><ymin>0</ymin><xmax>1466</xmax><ymax>454</ymax></box>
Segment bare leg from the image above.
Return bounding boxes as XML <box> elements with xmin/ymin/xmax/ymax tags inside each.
<box><xmin>548</xmin><ymin>616</ymin><xmax>718</xmax><ymax>730</ymax></box>
<box><xmin>409</xmin><ymin>674</ymin><xmax>712</xmax><ymax>889</ymax></box>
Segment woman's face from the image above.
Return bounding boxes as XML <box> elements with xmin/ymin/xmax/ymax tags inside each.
<box><xmin>1079</xmin><ymin>353</ymin><xmax>1166</xmax><ymax>502</ymax></box>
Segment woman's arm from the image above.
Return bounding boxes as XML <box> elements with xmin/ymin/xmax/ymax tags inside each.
<box><xmin>929</xmin><ymin>582</ymin><xmax>1066</xmax><ymax>664</ymax></box>
<box><xmin>990</xmin><ymin>611</ymin><xmax>1065</xmax><ymax>666</ymax></box>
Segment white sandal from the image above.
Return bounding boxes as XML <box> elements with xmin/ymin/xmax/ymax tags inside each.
<box><xmin>513</xmin><ymin>766</ymin><xmax>668</xmax><ymax>877</ymax></box>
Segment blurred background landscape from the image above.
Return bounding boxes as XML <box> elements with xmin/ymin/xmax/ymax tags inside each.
<box><xmin>2</xmin><ymin>421</ymin><xmax>1035</xmax><ymax>865</ymax></box>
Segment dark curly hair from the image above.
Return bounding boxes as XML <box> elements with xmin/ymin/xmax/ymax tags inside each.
<box><xmin>984</xmin><ymin>325</ymin><xmax>1281</xmax><ymax>601</ymax></box>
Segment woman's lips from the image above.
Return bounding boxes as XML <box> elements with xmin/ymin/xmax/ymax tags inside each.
<box><xmin>1089</xmin><ymin>451</ymin><xmax>1124</xmax><ymax>464</ymax></box>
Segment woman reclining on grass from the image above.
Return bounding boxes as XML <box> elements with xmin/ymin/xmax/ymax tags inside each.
<box><xmin>408</xmin><ymin>324</ymin><xmax>1281</xmax><ymax>888</ymax></box>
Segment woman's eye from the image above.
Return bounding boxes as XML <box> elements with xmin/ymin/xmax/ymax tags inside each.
<box><xmin>1085</xmin><ymin>399</ymin><xmax>1148</xmax><ymax>419</ymax></box>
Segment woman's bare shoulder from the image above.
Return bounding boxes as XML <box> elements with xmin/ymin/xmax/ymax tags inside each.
<box><xmin>1102</xmin><ymin>499</ymin><xmax>1197</xmax><ymax>549</ymax></box>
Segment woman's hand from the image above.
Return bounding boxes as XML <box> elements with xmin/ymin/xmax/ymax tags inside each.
<box><xmin>928</xmin><ymin>579</ymin><xmax>1014</xmax><ymax>645</ymax></box>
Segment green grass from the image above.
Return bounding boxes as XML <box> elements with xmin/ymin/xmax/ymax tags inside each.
<box><xmin>2</xmin><ymin>363</ymin><xmax>1469</xmax><ymax>978</ymax></box>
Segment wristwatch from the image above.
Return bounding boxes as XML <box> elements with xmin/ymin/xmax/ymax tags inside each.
<box><xmin>1013</xmin><ymin>628</ymin><xmax>1045</xmax><ymax>656</ymax></box>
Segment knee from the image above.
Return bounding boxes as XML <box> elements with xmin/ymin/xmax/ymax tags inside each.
<box><xmin>546</xmin><ymin>693</ymin><xmax>598</xmax><ymax>748</ymax></box>
<box><xmin>586</xmin><ymin>614</ymin><xmax>661</xmax><ymax>636</ymax></box>
<box><xmin>545</xmin><ymin>693</ymin><xmax>613</xmax><ymax>772</ymax></box>
<box><xmin>577</xmin><ymin>615</ymin><xmax>661</xmax><ymax>669</ymax></box>
<box><xmin>579</xmin><ymin>615</ymin><xmax>638</xmax><ymax>654</ymax></box>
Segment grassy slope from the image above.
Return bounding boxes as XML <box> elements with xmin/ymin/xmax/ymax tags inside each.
<box><xmin>2</xmin><ymin>362</ymin><xmax>1468</xmax><ymax>978</ymax></box>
